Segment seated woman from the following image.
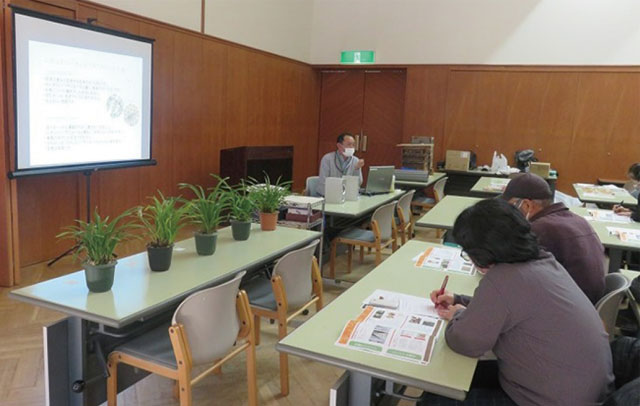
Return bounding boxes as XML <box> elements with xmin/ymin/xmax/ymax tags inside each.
<box><xmin>423</xmin><ymin>199</ymin><xmax>614</xmax><ymax>406</ymax></box>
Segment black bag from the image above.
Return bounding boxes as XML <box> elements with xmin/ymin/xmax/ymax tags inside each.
<box><xmin>514</xmin><ymin>149</ymin><xmax>537</xmax><ymax>171</ymax></box>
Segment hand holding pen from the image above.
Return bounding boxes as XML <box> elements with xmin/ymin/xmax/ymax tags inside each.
<box><xmin>430</xmin><ymin>275</ymin><xmax>453</xmax><ymax>309</ymax></box>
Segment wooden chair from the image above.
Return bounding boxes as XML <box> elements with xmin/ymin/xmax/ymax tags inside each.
<box><xmin>243</xmin><ymin>240</ymin><xmax>323</xmax><ymax>396</ymax></box>
<box><xmin>396</xmin><ymin>190</ymin><xmax>415</xmax><ymax>245</ymax></box>
<box><xmin>303</xmin><ymin>176</ymin><xmax>320</xmax><ymax>197</ymax></box>
<box><xmin>411</xmin><ymin>177</ymin><xmax>447</xmax><ymax>238</ymax></box>
<box><xmin>107</xmin><ymin>272</ymin><xmax>257</xmax><ymax>406</ymax></box>
<box><xmin>329</xmin><ymin>201</ymin><xmax>398</xmax><ymax>279</ymax></box>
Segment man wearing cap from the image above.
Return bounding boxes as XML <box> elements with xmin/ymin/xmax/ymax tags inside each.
<box><xmin>503</xmin><ymin>173</ymin><xmax>605</xmax><ymax>303</ymax></box>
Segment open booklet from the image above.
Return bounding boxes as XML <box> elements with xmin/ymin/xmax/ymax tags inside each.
<box><xmin>584</xmin><ymin>209</ymin><xmax>632</xmax><ymax>224</ymax></box>
<box><xmin>576</xmin><ymin>184</ymin><xmax>625</xmax><ymax>198</ymax></box>
<box><xmin>482</xmin><ymin>178</ymin><xmax>509</xmax><ymax>192</ymax></box>
<box><xmin>607</xmin><ymin>226</ymin><xmax>640</xmax><ymax>244</ymax></box>
<box><xmin>335</xmin><ymin>290</ymin><xmax>444</xmax><ymax>365</ymax></box>
<box><xmin>413</xmin><ymin>246</ymin><xmax>477</xmax><ymax>275</ymax></box>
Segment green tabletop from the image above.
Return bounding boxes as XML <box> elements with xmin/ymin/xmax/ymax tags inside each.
<box><xmin>470</xmin><ymin>177</ymin><xmax>510</xmax><ymax>195</ymax></box>
<box><xmin>573</xmin><ymin>183</ymin><xmax>636</xmax><ymax>206</ymax></box>
<box><xmin>570</xmin><ymin>207</ymin><xmax>640</xmax><ymax>251</ymax></box>
<box><xmin>278</xmin><ymin>240</ymin><xmax>481</xmax><ymax>399</ymax></box>
<box><xmin>415</xmin><ymin>196</ymin><xmax>483</xmax><ymax>230</ymax></box>
<box><xmin>395</xmin><ymin>172</ymin><xmax>446</xmax><ymax>188</ymax></box>
<box><xmin>324</xmin><ymin>189</ymin><xmax>405</xmax><ymax>218</ymax></box>
<box><xmin>10</xmin><ymin>225</ymin><xmax>321</xmax><ymax>328</ymax></box>
<box><xmin>444</xmin><ymin>169</ymin><xmax>557</xmax><ymax>180</ymax></box>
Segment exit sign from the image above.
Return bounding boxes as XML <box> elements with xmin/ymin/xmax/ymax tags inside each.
<box><xmin>340</xmin><ymin>50</ymin><xmax>375</xmax><ymax>64</ymax></box>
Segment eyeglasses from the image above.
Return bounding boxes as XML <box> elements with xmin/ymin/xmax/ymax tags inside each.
<box><xmin>460</xmin><ymin>250</ymin><xmax>471</xmax><ymax>262</ymax></box>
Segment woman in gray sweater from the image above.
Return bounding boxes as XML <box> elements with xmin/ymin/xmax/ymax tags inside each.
<box><xmin>425</xmin><ymin>199</ymin><xmax>614</xmax><ymax>406</ymax></box>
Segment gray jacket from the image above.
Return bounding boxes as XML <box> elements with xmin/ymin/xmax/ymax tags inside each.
<box><xmin>448</xmin><ymin>251</ymin><xmax>614</xmax><ymax>406</ymax></box>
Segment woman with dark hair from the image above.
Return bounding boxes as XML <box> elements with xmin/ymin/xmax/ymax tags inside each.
<box><xmin>422</xmin><ymin>199</ymin><xmax>614</xmax><ymax>406</ymax></box>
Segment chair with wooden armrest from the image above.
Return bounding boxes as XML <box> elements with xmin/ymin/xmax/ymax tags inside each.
<box><xmin>243</xmin><ymin>240</ymin><xmax>322</xmax><ymax>396</ymax></box>
<box><xmin>329</xmin><ymin>201</ymin><xmax>398</xmax><ymax>279</ymax></box>
<box><xmin>596</xmin><ymin>273</ymin><xmax>631</xmax><ymax>341</ymax></box>
<box><xmin>396</xmin><ymin>190</ymin><xmax>416</xmax><ymax>245</ymax></box>
<box><xmin>107</xmin><ymin>271</ymin><xmax>257</xmax><ymax>406</ymax></box>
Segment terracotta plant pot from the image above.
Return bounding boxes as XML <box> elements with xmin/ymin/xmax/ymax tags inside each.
<box><xmin>231</xmin><ymin>220</ymin><xmax>252</xmax><ymax>241</ymax></box>
<box><xmin>259</xmin><ymin>212</ymin><xmax>278</xmax><ymax>231</ymax></box>
<box><xmin>147</xmin><ymin>244</ymin><xmax>173</xmax><ymax>272</ymax></box>
<box><xmin>83</xmin><ymin>261</ymin><xmax>116</xmax><ymax>293</ymax></box>
<box><xmin>194</xmin><ymin>232</ymin><xmax>217</xmax><ymax>256</ymax></box>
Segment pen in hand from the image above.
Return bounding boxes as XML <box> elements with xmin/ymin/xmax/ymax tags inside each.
<box><xmin>435</xmin><ymin>275</ymin><xmax>449</xmax><ymax>309</ymax></box>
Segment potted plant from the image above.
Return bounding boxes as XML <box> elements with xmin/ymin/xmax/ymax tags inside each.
<box><xmin>247</xmin><ymin>175</ymin><xmax>292</xmax><ymax>231</ymax></box>
<box><xmin>57</xmin><ymin>208</ymin><xmax>138</xmax><ymax>293</ymax></box>
<box><xmin>179</xmin><ymin>176</ymin><xmax>230</xmax><ymax>255</ymax></box>
<box><xmin>226</xmin><ymin>183</ymin><xmax>256</xmax><ymax>240</ymax></box>
<box><xmin>138</xmin><ymin>192</ymin><xmax>187</xmax><ymax>272</ymax></box>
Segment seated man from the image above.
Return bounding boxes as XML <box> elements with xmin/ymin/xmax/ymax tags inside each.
<box><xmin>316</xmin><ymin>133</ymin><xmax>364</xmax><ymax>197</ymax></box>
<box><xmin>503</xmin><ymin>173</ymin><xmax>605</xmax><ymax>303</ymax></box>
<box><xmin>425</xmin><ymin>199</ymin><xmax>613</xmax><ymax>406</ymax></box>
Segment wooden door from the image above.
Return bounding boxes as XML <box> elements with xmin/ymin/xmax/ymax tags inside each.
<box><xmin>360</xmin><ymin>70</ymin><xmax>406</xmax><ymax>169</ymax></box>
<box><xmin>316</xmin><ymin>70</ymin><xmax>365</xmax><ymax>164</ymax></box>
<box><xmin>316</xmin><ymin>70</ymin><xmax>406</xmax><ymax>182</ymax></box>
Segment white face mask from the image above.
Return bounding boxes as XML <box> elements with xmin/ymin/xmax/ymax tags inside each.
<box><xmin>343</xmin><ymin>147</ymin><xmax>355</xmax><ymax>157</ymax></box>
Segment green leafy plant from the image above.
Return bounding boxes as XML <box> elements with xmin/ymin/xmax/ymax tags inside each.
<box><xmin>138</xmin><ymin>192</ymin><xmax>188</xmax><ymax>248</ymax></box>
<box><xmin>57</xmin><ymin>208</ymin><xmax>139</xmax><ymax>266</ymax></box>
<box><xmin>226</xmin><ymin>182</ymin><xmax>256</xmax><ymax>222</ymax></box>
<box><xmin>179</xmin><ymin>175</ymin><xmax>231</xmax><ymax>234</ymax></box>
<box><xmin>247</xmin><ymin>174</ymin><xmax>292</xmax><ymax>214</ymax></box>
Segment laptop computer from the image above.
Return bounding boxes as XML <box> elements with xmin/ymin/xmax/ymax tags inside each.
<box><xmin>362</xmin><ymin>166</ymin><xmax>395</xmax><ymax>195</ymax></box>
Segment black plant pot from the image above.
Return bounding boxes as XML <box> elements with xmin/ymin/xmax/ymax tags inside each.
<box><xmin>147</xmin><ymin>245</ymin><xmax>173</xmax><ymax>272</ymax></box>
<box><xmin>83</xmin><ymin>261</ymin><xmax>116</xmax><ymax>293</ymax></box>
<box><xmin>231</xmin><ymin>220</ymin><xmax>252</xmax><ymax>241</ymax></box>
<box><xmin>195</xmin><ymin>232</ymin><xmax>217</xmax><ymax>255</ymax></box>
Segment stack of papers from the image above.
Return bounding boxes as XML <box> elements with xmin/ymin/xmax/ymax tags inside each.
<box><xmin>584</xmin><ymin>209</ymin><xmax>632</xmax><ymax>224</ymax></box>
<box><xmin>576</xmin><ymin>184</ymin><xmax>625</xmax><ymax>199</ymax></box>
<box><xmin>413</xmin><ymin>247</ymin><xmax>476</xmax><ymax>276</ymax></box>
<box><xmin>607</xmin><ymin>227</ymin><xmax>640</xmax><ymax>244</ymax></box>
<box><xmin>482</xmin><ymin>178</ymin><xmax>509</xmax><ymax>192</ymax></box>
<box><xmin>335</xmin><ymin>290</ymin><xmax>443</xmax><ymax>365</ymax></box>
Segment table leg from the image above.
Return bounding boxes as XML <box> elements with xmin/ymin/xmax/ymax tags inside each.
<box><xmin>609</xmin><ymin>249</ymin><xmax>622</xmax><ymax>273</ymax></box>
<box><xmin>348</xmin><ymin>371</ymin><xmax>375</xmax><ymax>406</ymax></box>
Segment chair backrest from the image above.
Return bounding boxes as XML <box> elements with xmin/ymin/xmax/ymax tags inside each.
<box><xmin>305</xmin><ymin>176</ymin><xmax>320</xmax><ymax>197</ymax></box>
<box><xmin>396</xmin><ymin>190</ymin><xmax>415</xmax><ymax>224</ymax></box>
<box><xmin>433</xmin><ymin>177</ymin><xmax>447</xmax><ymax>202</ymax></box>
<box><xmin>274</xmin><ymin>240</ymin><xmax>320</xmax><ymax>309</ymax></box>
<box><xmin>596</xmin><ymin>273</ymin><xmax>631</xmax><ymax>339</ymax></box>
<box><xmin>372</xmin><ymin>201</ymin><xmax>397</xmax><ymax>241</ymax></box>
<box><xmin>172</xmin><ymin>271</ymin><xmax>246</xmax><ymax>366</ymax></box>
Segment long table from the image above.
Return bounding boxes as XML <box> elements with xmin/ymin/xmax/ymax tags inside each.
<box><xmin>443</xmin><ymin>169</ymin><xmax>556</xmax><ymax>197</ymax></box>
<box><xmin>323</xmin><ymin>189</ymin><xmax>406</xmax><ymax>223</ymax></box>
<box><xmin>394</xmin><ymin>172</ymin><xmax>446</xmax><ymax>189</ymax></box>
<box><xmin>277</xmin><ymin>240</ymin><xmax>481</xmax><ymax>405</ymax></box>
<box><xmin>10</xmin><ymin>224</ymin><xmax>321</xmax><ymax>406</ymax></box>
<box><xmin>415</xmin><ymin>196</ymin><xmax>483</xmax><ymax>230</ymax></box>
<box><xmin>573</xmin><ymin>183</ymin><xmax>636</xmax><ymax>206</ymax></box>
<box><xmin>570</xmin><ymin>207</ymin><xmax>640</xmax><ymax>273</ymax></box>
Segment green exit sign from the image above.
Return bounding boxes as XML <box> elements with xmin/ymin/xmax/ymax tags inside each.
<box><xmin>340</xmin><ymin>50</ymin><xmax>375</xmax><ymax>64</ymax></box>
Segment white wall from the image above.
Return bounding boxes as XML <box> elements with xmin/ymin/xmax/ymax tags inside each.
<box><xmin>310</xmin><ymin>0</ymin><xmax>640</xmax><ymax>65</ymax></box>
<box><xmin>204</xmin><ymin>0</ymin><xmax>313</xmax><ymax>62</ymax></box>
<box><xmin>90</xmin><ymin>0</ymin><xmax>202</xmax><ymax>32</ymax></box>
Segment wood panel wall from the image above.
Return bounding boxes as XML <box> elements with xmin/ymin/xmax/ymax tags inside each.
<box><xmin>1</xmin><ymin>0</ymin><xmax>320</xmax><ymax>272</ymax></box>
<box><xmin>403</xmin><ymin>66</ymin><xmax>640</xmax><ymax>192</ymax></box>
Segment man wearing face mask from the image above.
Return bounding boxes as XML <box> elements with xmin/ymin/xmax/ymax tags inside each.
<box><xmin>315</xmin><ymin>133</ymin><xmax>365</xmax><ymax>197</ymax></box>
<box><xmin>502</xmin><ymin>173</ymin><xmax>605</xmax><ymax>303</ymax></box>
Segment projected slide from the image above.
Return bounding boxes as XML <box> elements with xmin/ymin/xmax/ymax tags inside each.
<box><xmin>29</xmin><ymin>41</ymin><xmax>143</xmax><ymax>166</ymax></box>
<box><xmin>12</xmin><ymin>10</ymin><xmax>153</xmax><ymax>175</ymax></box>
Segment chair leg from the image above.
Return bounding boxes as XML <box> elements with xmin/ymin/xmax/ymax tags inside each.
<box><xmin>359</xmin><ymin>246</ymin><xmax>364</xmax><ymax>263</ymax></box>
<box><xmin>107</xmin><ymin>354</ymin><xmax>119</xmax><ymax>406</ymax></box>
<box><xmin>254</xmin><ymin>314</ymin><xmax>261</xmax><ymax>346</ymax></box>
<box><xmin>278</xmin><ymin>321</ymin><xmax>289</xmax><ymax>396</ymax></box>
<box><xmin>246</xmin><ymin>341</ymin><xmax>258</xmax><ymax>406</ymax></box>
<box><xmin>400</xmin><ymin>228</ymin><xmax>406</xmax><ymax>245</ymax></box>
<box><xmin>347</xmin><ymin>246</ymin><xmax>353</xmax><ymax>274</ymax></box>
<box><xmin>173</xmin><ymin>381</ymin><xmax>179</xmax><ymax>400</ymax></box>
<box><xmin>330</xmin><ymin>239</ymin><xmax>337</xmax><ymax>279</ymax></box>
<box><xmin>392</xmin><ymin>238</ymin><xmax>398</xmax><ymax>252</ymax></box>
<box><xmin>436</xmin><ymin>228</ymin><xmax>442</xmax><ymax>239</ymax></box>
<box><xmin>178</xmin><ymin>376</ymin><xmax>192</xmax><ymax>406</ymax></box>
<box><xmin>375</xmin><ymin>245</ymin><xmax>382</xmax><ymax>266</ymax></box>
